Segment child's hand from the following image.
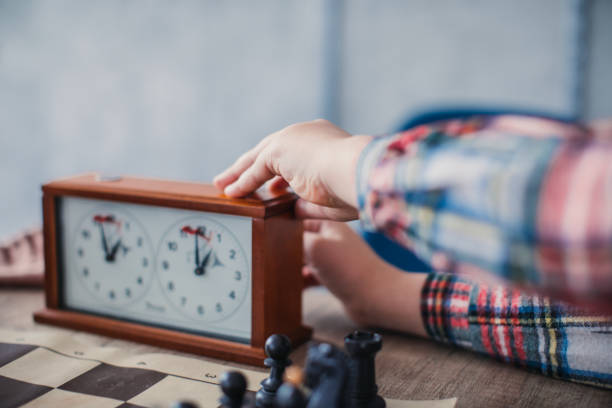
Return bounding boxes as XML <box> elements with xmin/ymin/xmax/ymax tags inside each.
<box><xmin>303</xmin><ymin>220</ymin><xmax>428</xmax><ymax>337</ymax></box>
<box><xmin>214</xmin><ymin>120</ymin><xmax>372</xmax><ymax>221</ymax></box>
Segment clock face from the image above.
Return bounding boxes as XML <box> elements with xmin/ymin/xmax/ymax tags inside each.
<box><xmin>157</xmin><ymin>217</ymin><xmax>250</xmax><ymax>323</ymax></box>
<box><xmin>72</xmin><ymin>209</ymin><xmax>154</xmax><ymax>307</ymax></box>
<box><xmin>59</xmin><ymin>197</ymin><xmax>253</xmax><ymax>343</ymax></box>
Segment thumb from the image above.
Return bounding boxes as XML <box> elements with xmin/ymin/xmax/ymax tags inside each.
<box><xmin>302</xmin><ymin>265</ymin><xmax>321</xmax><ymax>288</ymax></box>
<box><xmin>295</xmin><ymin>199</ymin><xmax>358</xmax><ymax>221</ymax></box>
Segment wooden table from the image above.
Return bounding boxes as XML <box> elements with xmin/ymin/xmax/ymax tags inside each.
<box><xmin>1</xmin><ymin>287</ymin><xmax>611</xmax><ymax>407</ymax></box>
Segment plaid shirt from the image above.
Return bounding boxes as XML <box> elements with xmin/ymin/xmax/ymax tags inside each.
<box><xmin>357</xmin><ymin>116</ymin><xmax>612</xmax><ymax>310</ymax></box>
<box><xmin>421</xmin><ymin>272</ymin><xmax>612</xmax><ymax>388</ymax></box>
<box><xmin>356</xmin><ymin>115</ymin><xmax>612</xmax><ymax>387</ymax></box>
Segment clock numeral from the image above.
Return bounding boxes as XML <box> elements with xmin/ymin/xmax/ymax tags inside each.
<box><xmin>125</xmin><ymin>222</ymin><xmax>130</xmax><ymax>231</ymax></box>
<box><xmin>167</xmin><ymin>281</ymin><xmax>175</xmax><ymax>291</ymax></box>
<box><xmin>77</xmin><ymin>248</ymin><xmax>84</xmax><ymax>257</ymax></box>
<box><xmin>94</xmin><ymin>282</ymin><xmax>100</xmax><ymax>290</ymax></box>
<box><xmin>168</xmin><ymin>241</ymin><xmax>178</xmax><ymax>251</ymax></box>
<box><xmin>181</xmin><ymin>296</ymin><xmax>187</xmax><ymax>306</ymax></box>
<box><xmin>197</xmin><ymin>305</ymin><xmax>204</xmax><ymax>315</ymax></box>
<box><xmin>217</xmin><ymin>233</ymin><xmax>222</xmax><ymax>243</ymax></box>
<box><xmin>162</xmin><ymin>260</ymin><xmax>169</xmax><ymax>270</ymax></box>
<box><xmin>229</xmin><ymin>290</ymin><xmax>236</xmax><ymax>300</ymax></box>
<box><xmin>229</xmin><ymin>249</ymin><xmax>236</xmax><ymax>259</ymax></box>
<box><xmin>125</xmin><ymin>288</ymin><xmax>132</xmax><ymax>297</ymax></box>
<box><xmin>234</xmin><ymin>271</ymin><xmax>242</xmax><ymax>281</ymax></box>
<box><xmin>137</xmin><ymin>276</ymin><xmax>143</xmax><ymax>285</ymax></box>
<box><xmin>137</xmin><ymin>237</ymin><xmax>143</xmax><ymax>247</ymax></box>
<box><xmin>216</xmin><ymin>302</ymin><xmax>222</xmax><ymax>313</ymax></box>
<box><xmin>81</xmin><ymin>230</ymin><xmax>90</xmax><ymax>239</ymax></box>
<box><xmin>142</xmin><ymin>257</ymin><xmax>149</xmax><ymax>267</ymax></box>
<box><xmin>82</xmin><ymin>268</ymin><xmax>89</xmax><ymax>277</ymax></box>
<box><xmin>109</xmin><ymin>290</ymin><xmax>116</xmax><ymax>300</ymax></box>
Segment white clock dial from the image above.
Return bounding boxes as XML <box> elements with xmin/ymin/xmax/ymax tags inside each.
<box><xmin>157</xmin><ymin>217</ymin><xmax>250</xmax><ymax>323</ymax></box>
<box><xmin>61</xmin><ymin>197</ymin><xmax>253</xmax><ymax>342</ymax></box>
<box><xmin>72</xmin><ymin>209</ymin><xmax>154</xmax><ymax>306</ymax></box>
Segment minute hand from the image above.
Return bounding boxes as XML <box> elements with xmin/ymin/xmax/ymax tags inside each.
<box><xmin>194</xmin><ymin>233</ymin><xmax>200</xmax><ymax>267</ymax></box>
<box><xmin>98</xmin><ymin>224</ymin><xmax>110</xmax><ymax>257</ymax></box>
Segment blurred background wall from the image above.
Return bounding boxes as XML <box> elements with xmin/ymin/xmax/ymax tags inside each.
<box><xmin>0</xmin><ymin>0</ymin><xmax>610</xmax><ymax>237</ymax></box>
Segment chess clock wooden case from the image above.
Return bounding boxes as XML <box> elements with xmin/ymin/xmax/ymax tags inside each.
<box><xmin>34</xmin><ymin>174</ymin><xmax>311</xmax><ymax>366</ymax></box>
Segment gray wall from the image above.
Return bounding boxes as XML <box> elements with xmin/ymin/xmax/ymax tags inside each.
<box><xmin>339</xmin><ymin>0</ymin><xmax>576</xmax><ymax>134</ymax></box>
<box><xmin>586</xmin><ymin>0</ymin><xmax>612</xmax><ymax>120</ymax></box>
<box><xmin>0</xmin><ymin>0</ymin><xmax>610</xmax><ymax>237</ymax></box>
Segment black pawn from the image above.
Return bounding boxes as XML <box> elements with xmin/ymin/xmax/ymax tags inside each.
<box><xmin>344</xmin><ymin>331</ymin><xmax>385</xmax><ymax>408</ymax></box>
<box><xmin>255</xmin><ymin>334</ymin><xmax>292</xmax><ymax>408</ymax></box>
<box><xmin>219</xmin><ymin>371</ymin><xmax>247</xmax><ymax>408</ymax></box>
<box><xmin>275</xmin><ymin>383</ymin><xmax>307</xmax><ymax>408</ymax></box>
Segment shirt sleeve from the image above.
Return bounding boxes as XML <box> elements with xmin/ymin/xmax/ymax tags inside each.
<box><xmin>356</xmin><ymin>116</ymin><xmax>612</xmax><ymax>310</ymax></box>
<box><xmin>420</xmin><ymin>271</ymin><xmax>612</xmax><ymax>389</ymax></box>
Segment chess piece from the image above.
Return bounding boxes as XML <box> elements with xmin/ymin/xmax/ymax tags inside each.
<box><xmin>304</xmin><ymin>342</ymin><xmax>348</xmax><ymax>408</ymax></box>
<box><xmin>275</xmin><ymin>383</ymin><xmax>307</xmax><ymax>408</ymax></box>
<box><xmin>170</xmin><ymin>401</ymin><xmax>199</xmax><ymax>408</ymax></box>
<box><xmin>344</xmin><ymin>331</ymin><xmax>385</xmax><ymax>408</ymax></box>
<box><xmin>255</xmin><ymin>334</ymin><xmax>292</xmax><ymax>407</ymax></box>
<box><xmin>220</xmin><ymin>371</ymin><xmax>248</xmax><ymax>408</ymax></box>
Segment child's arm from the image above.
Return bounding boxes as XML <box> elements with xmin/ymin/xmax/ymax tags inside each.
<box><xmin>305</xmin><ymin>221</ymin><xmax>612</xmax><ymax>389</ymax></box>
<box><xmin>214</xmin><ymin>116</ymin><xmax>612</xmax><ymax>311</ymax></box>
<box><xmin>421</xmin><ymin>272</ymin><xmax>612</xmax><ymax>389</ymax></box>
<box><xmin>357</xmin><ymin>115</ymin><xmax>612</xmax><ymax>311</ymax></box>
<box><xmin>301</xmin><ymin>219</ymin><xmax>428</xmax><ymax>337</ymax></box>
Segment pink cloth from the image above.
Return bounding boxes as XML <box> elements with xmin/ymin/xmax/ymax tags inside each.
<box><xmin>0</xmin><ymin>228</ymin><xmax>44</xmax><ymax>286</ymax></box>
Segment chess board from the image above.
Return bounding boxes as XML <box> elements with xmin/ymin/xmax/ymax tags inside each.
<box><xmin>0</xmin><ymin>329</ymin><xmax>265</xmax><ymax>408</ymax></box>
<box><xmin>0</xmin><ymin>329</ymin><xmax>456</xmax><ymax>408</ymax></box>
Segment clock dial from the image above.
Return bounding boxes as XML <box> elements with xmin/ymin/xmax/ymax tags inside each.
<box><xmin>157</xmin><ymin>217</ymin><xmax>250</xmax><ymax>323</ymax></box>
<box><xmin>72</xmin><ymin>209</ymin><xmax>154</xmax><ymax>306</ymax></box>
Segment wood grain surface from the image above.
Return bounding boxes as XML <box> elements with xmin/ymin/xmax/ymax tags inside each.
<box><xmin>2</xmin><ymin>287</ymin><xmax>611</xmax><ymax>407</ymax></box>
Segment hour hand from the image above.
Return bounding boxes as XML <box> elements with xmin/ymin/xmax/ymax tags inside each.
<box><xmin>107</xmin><ymin>239</ymin><xmax>123</xmax><ymax>262</ymax></box>
<box><xmin>195</xmin><ymin>249</ymin><xmax>212</xmax><ymax>276</ymax></box>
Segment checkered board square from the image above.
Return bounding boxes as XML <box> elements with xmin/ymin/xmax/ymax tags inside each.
<box><xmin>0</xmin><ymin>340</ymin><xmax>255</xmax><ymax>408</ymax></box>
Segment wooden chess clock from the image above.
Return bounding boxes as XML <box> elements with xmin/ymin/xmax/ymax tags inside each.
<box><xmin>34</xmin><ymin>173</ymin><xmax>311</xmax><ymax>366</ymax></box>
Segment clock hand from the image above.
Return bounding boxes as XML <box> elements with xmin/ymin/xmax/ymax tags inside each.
<box><xmin>196</xmin><ymin>248</ymin><xmax>213</xmax><ymax>276</ymax></box>
<box><xmin>108</xmin><ymin>239</ymin><xmax>124</xmax><ymax>262</ymax></box>
<box><xmin>194</xmin><ymin>230</ymin><xmax>201</xmax><ymax>270</ymax></box>
<box><xmin>182</xmin><ymin>225</ymin><xmax>214</xmax><ymax>276</ymax></box>
<box><xmin>212</xmin><ymin>252</ymin><xmax>224</xmax><ymax>268</ymax></box>
<box><xmin>97</xmin><ymin>223</ymin><xmax>110</xmax><ymax>258</ymax></box>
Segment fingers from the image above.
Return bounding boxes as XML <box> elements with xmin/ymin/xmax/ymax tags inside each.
<box><xmin>295</xmin><ymin>199</ymin><xmax>359</xmax><ymax>221</ymax></box>
<box><xmin>302</xmin><ymin>266</ymin><xmax>321</xmax><ymax>288</ymax></box>
<box><xmin>213</xmin><ymin>151</ymin><xmax>257</xmax><ymax>191</ymax></box>
<box><xmin>303</xmin><ymin>219</ymin><xmax>322</xmax><ymax>233</ymax></box>
<box><xmin>213</xmin><ymin>138</ymin><xmax>271</xmax><ymax>192</ymax></box>
<box><xmin>224</xmin><ymin>156</ymin><xmax>276</xmax><ymax>197</ymax></box>
<box><xmin>302</xmin><ymin>231</ymin><xmax>322</xmax><ymax>288</ymax></box>
<box><xmin>303</xmin><ymin>230</ymin><xmax>317</xmax><ymax>265</ymax></box>
<box><xmin>268</xmin><ymin>176</ymin><xmax>290</xmax><ymax>192</ymax></box>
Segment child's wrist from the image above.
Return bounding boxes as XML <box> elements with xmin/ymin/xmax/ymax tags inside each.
<box><xmin>330</xmin><ymin>135</ymin><xmax>372</xmax><ymax>209</ymax></box>
<box><xmin>356</xmin><ymin>267</ymin><xmax>428</xmax><ymax>337</ymax></box>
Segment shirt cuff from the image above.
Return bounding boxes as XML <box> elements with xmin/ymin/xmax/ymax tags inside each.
<box><xmin>355</xmin><ymin>134</ymin><xmax>397</xmax><ymax>231</ymax></box>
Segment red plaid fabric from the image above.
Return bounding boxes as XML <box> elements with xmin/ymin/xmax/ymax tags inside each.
<box><xmin>357</xmin><ymin>115</ymin><xmax>612</xmax><ymax>311</ymax></box>
<box><xmin>421</xmin><ymin>272</ymin><xmax>612</xmax><ymax>388</ymax></box>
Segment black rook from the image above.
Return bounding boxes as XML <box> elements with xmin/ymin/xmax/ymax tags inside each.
<box><xmin>344</xmin><ymin>331</ymin><xmax>385</xmax><ymax>408</ymax></box>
